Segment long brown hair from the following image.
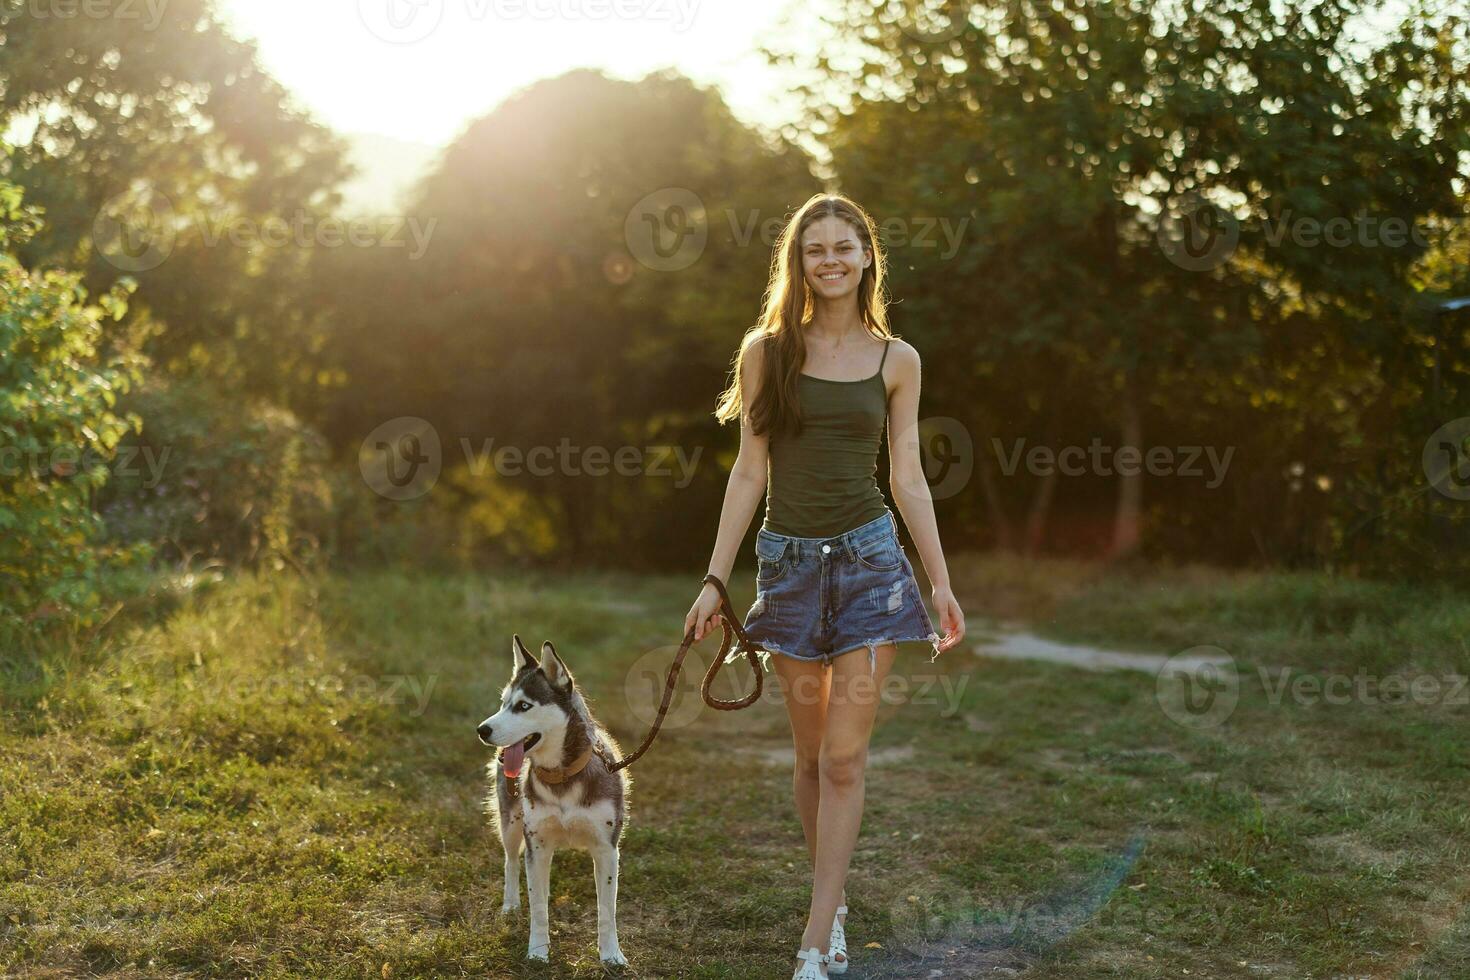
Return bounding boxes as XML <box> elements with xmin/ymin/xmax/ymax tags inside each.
<box><xmin>714</xmin><ymin>193</ymin><xmax>892</xmax><ymax>438</ymax></box>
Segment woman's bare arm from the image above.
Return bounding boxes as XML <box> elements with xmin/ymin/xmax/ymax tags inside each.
<box><xmin>886</xmin><ymin>340</ymin><xmax>966</xmax><ymax>651</ymax></box>
<box><xmin>687</xmin><ymin>336</ymin><xmax>769</xmax><ymax>640</ymax></box>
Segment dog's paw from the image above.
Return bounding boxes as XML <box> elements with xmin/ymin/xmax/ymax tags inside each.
<box><xmin>599</xmin><ymin>947</ymin><xmax>629</xmax><ymax>967</ymax></box>
<box><xmin>527</xmin><ymin>944</ymin><xmax>550</xmax><ymax>962</ymax></box>
<box><xmin>500</xmin><ymin>900</ymin><xmax>521</xmax><ymax>915</ymax></box>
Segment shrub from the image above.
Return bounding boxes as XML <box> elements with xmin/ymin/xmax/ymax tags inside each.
<box><xmin>0</xmin><ymin>182</ymin><xmax>146</xmax><ymax>634</ymax></box>
<box><xmin>98</xmin><ymin>378</ymin><xmax>334</xmax><ymax>569</ymax></box>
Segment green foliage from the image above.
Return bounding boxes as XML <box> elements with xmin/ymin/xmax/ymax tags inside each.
<box><xmin>1</xmin><ymin>0</ymin><xmax>351</xmax><ymax>407</ymax></box>
<box><xmin>98</xmin><ymin>378</ymin><xmax>334</xmax><ymax>569</ymax></box>
<box><xmin>318</xmin><ymin>68</ymin><xmax>817</xmax><ymax>568</ymax></box>
<box><xmin>2</xmin><ymin>0</ymin><xmax>1463</xmax><ymax>583</ymax></box>
<box><xmin>790</xmin><ymin>0</ymin><xmax>1470</xmax><ymax>576</ymax></box>
<box><xmin>0</xmin><ymin>184</ymin><xmax>145</xmax><ymax>634</ymax></box>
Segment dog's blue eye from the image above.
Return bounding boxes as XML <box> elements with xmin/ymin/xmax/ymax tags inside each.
<box><xmin>514</xmin><ymin>701</ymin><xmax>531</xmax><ymax>712</ymax></box>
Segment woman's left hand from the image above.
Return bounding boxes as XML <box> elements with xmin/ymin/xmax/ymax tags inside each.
<box><xmin>932</xmin><ymin>586</ymin><xmax>966</xmax><ymax>652</ymax></box>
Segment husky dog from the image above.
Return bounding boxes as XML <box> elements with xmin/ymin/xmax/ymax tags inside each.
<box><xmin>476</xmin><ymin>634</ymin><xmax>631</xmax><ymax>965</ymax></box>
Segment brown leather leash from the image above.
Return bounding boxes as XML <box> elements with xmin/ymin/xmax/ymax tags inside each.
<box><xmin>592</xmin><ymin>573</ymin><xmax>763</xmax><ymax>773</ymax></box>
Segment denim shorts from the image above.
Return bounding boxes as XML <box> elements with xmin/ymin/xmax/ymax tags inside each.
<box><xmin>737</xmin><ymin>510</ymin><xmax>942</xmax><ymax>676</ymax></box>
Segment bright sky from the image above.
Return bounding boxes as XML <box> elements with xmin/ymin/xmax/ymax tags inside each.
<box><xmin>216</xmin><ymin>0</ymin><xmax>817</xmax><ymax>148</ymax></box>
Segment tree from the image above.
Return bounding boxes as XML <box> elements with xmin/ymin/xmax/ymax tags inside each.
<box><xmin>318</xmin><ymin>69</ymin><xmax>817</xmax><ymax>566</ymax></box>
<box><xmin>783</xmin><ymin>0</ymin><xmax>1470</xmax><ymax>565</ymax></box>
<box><xmin>0</xmin><ymin>0</ymin><xmax>349</xmax><ymax>408</ymax></box>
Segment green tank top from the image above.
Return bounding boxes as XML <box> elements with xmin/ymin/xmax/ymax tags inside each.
<box><xmin>763</xmin><ymin>339</ymin><xmax>891</xmax><ymax>538</ymax></box>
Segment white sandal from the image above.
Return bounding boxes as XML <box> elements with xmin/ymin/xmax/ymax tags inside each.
<box><xmin>792</xmin><ymin>946</ymin><xmax>829</xmax><ymax>979</ymax></box>
<box><xmin>828</xmin><ymin>904</ymin><xmax>849</xmax><ymax>974</ymax></box>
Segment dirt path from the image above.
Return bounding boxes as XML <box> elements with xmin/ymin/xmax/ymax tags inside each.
<box><xmin>972</xmin><ymin>630</ymin><xmax>1233</xmax><ymax>676</ymax></box>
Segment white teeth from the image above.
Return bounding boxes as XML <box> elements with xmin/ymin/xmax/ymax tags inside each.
<box><xmin>820</xmin><ymin>273</ymin><xmax>844</xmax><ymax>280</ymax></box>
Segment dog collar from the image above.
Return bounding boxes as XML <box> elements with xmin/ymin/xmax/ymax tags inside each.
<box><xmin>533</xmin><ymin>744</ymin><xmax>595</xmax><ymax>784</ymax></box>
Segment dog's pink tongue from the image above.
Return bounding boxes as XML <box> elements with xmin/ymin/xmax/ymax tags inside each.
<box><xmin>501</xmin><ymin>738</ymin><xmax>527</xmax><ymax>778</ymax></box>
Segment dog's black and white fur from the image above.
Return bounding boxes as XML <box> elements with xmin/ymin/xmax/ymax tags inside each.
<box><xmin>476</xmin><ymin>635</ymin><xmax>631</xmax><ymax>965</ymax></box>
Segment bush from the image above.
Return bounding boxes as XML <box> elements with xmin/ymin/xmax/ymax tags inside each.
<box><xmin>320</xmin><ymin>471</ymin><xmax>470</xmax><ymax>573</ymax></box>
<box><xmin>0</xmin><ymin>183</ymin><xmax>146</xmax><ymax>634</ymax></box>
<box><xmin>98</xmin><ymin>378</ymin><xmax>334</xmax><ymax>569</ymax></box>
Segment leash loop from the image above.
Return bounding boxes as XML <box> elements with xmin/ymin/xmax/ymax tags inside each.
<box><xmin>594</xmin><ymin>573</ymin><xmax>763</xmax><ymax>773</ymax></box>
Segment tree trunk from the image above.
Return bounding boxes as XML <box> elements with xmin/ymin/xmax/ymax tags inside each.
<box><xmin>1024</xmin><ymin>467</ymin><xmax>1057</xmax><ymax>556</ymax></box>
<box><xmin>976</xmin><ymin>447</ymin><xmax>1015</xmax><ymax>551</ymax></box>
<box><xmin>1110</xmin><ymin>386</ymin><xmax>1143</xmax><ymax>559</ymax></box>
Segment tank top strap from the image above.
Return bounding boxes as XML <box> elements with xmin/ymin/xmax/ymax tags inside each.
<box><xmin>877</xmin><ymin>338</ymin><xmax>891</xmax><ymax>374</ymax></box>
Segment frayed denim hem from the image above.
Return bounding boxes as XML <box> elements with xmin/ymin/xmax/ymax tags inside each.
<box><xmin>724</xmin><ymin>643</ymin><xmax>779</xmax><ymax>674</ymax></box>
<box><xmin>736</xmin><ymin>632</ymin><xmax>945</xmax><ymax>676</ymax></box>
<box><xmin>836</xmin><ymin>631</ymin><xmax>945</xmax><ymax>675</ymax></box>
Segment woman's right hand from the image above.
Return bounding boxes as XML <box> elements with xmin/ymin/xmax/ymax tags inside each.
<box><xmin>684</xmin><ymin>582</ymin><xmax>724</xmax><ymax>642</ymax></box>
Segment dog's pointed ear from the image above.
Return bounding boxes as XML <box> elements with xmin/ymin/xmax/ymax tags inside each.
<box><xmin>512</xmin><ymin>633</ymin><xmax>538</xmax><ymax>671</ymax></box>
<box><xmin>540</xmin><ymin>640</ymin><xmax>572</xmax><ymax>688</ymax></box>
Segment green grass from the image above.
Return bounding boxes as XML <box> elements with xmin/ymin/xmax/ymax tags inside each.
<box><xmin>947</xmin><ymin>553</ymin><xmax>1470</xmax><ymax>673</ymax></box>
<box><xmin>2</xmin><ymin>558</ymin><xmax>1467</xmax><ymax>977</ymax></box>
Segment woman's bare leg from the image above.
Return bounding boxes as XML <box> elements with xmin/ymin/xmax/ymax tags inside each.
<box><xmin>800</xmin><ymin>644</ymin><xmax>897</xmax><ymax>962</ymax></box>
<box><xmin>770</xmin><ymin>653</ymin><xmax>830</xmax><ymax>872</ymax></box>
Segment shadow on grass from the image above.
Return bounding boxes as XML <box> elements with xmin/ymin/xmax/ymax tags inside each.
<box><xmin>861</xmin><ymin>829</ymin><xmax>1148</xmax><ymax>978</ymax></box>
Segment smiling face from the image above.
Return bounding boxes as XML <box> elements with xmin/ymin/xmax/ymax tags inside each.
<box><xmin>801</xmin><ymin>214</ymin><xmax>872</xmax><ymax>302</ymax></box>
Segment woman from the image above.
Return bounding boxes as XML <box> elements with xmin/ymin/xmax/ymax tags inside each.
<box><xmin>683</xmin><ymin>193</ymin><xmax>966</xmax><ymax>978</ymax></box>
